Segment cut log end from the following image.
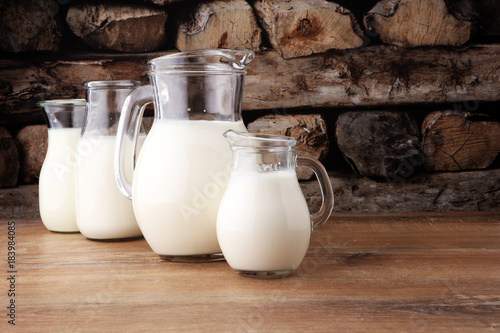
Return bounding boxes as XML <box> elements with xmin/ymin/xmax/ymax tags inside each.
<box><xmin>364</xmin><ymin>0</ymin><xmax>472</xmax><ymax>47</ymax></box>
<box><xmin>176</xmin><ymin>0</ymin><xmax>262</xmax><ymax>52</ymax></box>
<box><xmin>66</xmin><ymin>4</ymin><xmax>169</xmax><ymax>53</ymax></box>
<box><xmin>422</xmin><ymin>110</ymin><xmax>500</xmax><ymax>172</ymax></box>
<box><xmin>335</xmin><ymin>111</ymin><xmax>421</xmax><ymax>181</ymax></box>
<box><xmin>253</xmin><ymin>0</ymin><xmax>365</xmax><ymax>59</ymax></box>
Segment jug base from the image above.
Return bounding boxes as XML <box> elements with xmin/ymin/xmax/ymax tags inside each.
<box><xmin>159</xmin><ymin>253</ymin><xmax>225</xmax><ymax>263</ymax></box>
<box><xmin>86</xmin><ymin>235</ymin><xmax>144</xmax><ymax>242</ymax></box>
<box><xmin>235</xmin><ymin>269</ymin><xmax>295</xmax><ymax>279</ymax></box>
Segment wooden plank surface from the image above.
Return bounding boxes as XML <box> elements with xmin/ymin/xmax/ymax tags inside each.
<box><xmin>1</xmin><ymin>212</ymin><xmax>499</xmax><ymax>331</ymax></box>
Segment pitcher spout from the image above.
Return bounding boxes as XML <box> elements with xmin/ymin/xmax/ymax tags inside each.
<box><xmin>149</xmin><ymin>49</ymin><xmax>255</xmax><ymax>72</ymax></box>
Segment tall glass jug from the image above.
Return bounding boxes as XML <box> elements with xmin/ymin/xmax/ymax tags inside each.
<box><xmin>217</xmin><ymin>131</ymin><xmax>334</xmax><ymax>278</ymax></box>
<box><xmin>38</xmin><ymin>99</ymin><xmax>85</xmax><ymax>233</ymax></box>
<box><xmin>76</xmin><ymin>80</ymin><xmax>144</xmax><ymax>240</ymax></box>
<box><xmin>115</xmin><ymin>49</ymin><xmax>254</xmax><ymax>261</ymax></box>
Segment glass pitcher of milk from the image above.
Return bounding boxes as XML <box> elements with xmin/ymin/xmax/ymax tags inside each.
<box><xmin>217</xmin><ymin>130</ymin><xmax>334</xmax><ymax>278</ymax></box>
<box><xmin>38</xmin><ymin>99</ymin><xmax>85</xmax><ymax>233</ymax></box>
<box><xmin>115</xmin><ymin>49</ymin><xmax>254</xmax><ymax>262</ymax></box>
<box><xmin>75</xmin><ymin>80</ymin><xmax>145</xmax><ymax>241</ymax></box>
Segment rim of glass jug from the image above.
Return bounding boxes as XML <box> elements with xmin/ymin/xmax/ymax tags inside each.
<box><xmin>148</xmin><ymin>49</ymin><xmax>255</xmax><ymax>74</ymax></box>
<box><xmin>224</xmin><ymin>130</ymin><xmax>297</xmax><ymax>151</ymax></box>
<box><xmin>82</xmin><ymin>80</ymin><xmax>141</xmax><ymax>90</ymax></box>
<box><xmin>37</xmin><ymin>99</ymin><xmax>86</xmax><ymax>108</ymax></box>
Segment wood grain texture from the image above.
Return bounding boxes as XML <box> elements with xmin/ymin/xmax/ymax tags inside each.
<box><xmin>253</xmin><ymin>0</ymin><xmax>364</xmax><ymax>59</ymax></box>
<box><xmin>2</xmin><ymin>165</ymin><xmax>500</xmax><ymax>219</ymax></box>
<box><xmin>175</xmin><ymin>0</ymin><xmax>261</xmax><ymax>52</ymax></box>
<box><xmin>1</xmin><ymin>212</ymin><xmax>499</xmax><ymax>331</ymax></box>
<box><xmin>1</xmin><ymin>44</ymin><xmax>499</xmax><ymax>125</ymax></box>
<box><xmin>422</xmin><ymin>110</ymin><xmax>500</xmax><ymax>171</ymax></box>
<box><xmin>302</xmin><ymin>169</ymin><xmax>500</xmax><ymax>213</ymax></box>
<box><xmin>335</xmin><ymin>111</ymin><xmax>421</xmax><ymax>179</ymax></box>
<box><xmin>66</xmin><ymin>3</ymin><xmax>169</xmax><ymax>52</ymax></box>
<box><xmin>364</xmin><ymin>0</ymin><xmax>471</xmax><ymax>47</ymax></box>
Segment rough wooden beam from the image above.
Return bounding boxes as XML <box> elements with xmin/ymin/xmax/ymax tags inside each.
<box><xmin>253</xmin><ymin>0</ymin><xmax>364</xmax><ymax>59</ymax></box>
<box><xmin>302</xmin><ymin>169</ymin><xmax>500</xmax><ymax>213</ymax></box>
<box><xmin>3</xmin><ymin>167</ymin><xmax>499</xmax><ymax>218</ymax></box>
<box><xmin>1</xmin><ymin>44</ymin><xmax>500</xmax><ymax>124</ymax></box>
<box><xmin>244</xmin><ymin>44</ymin><xmax>500</xmax><ymax>110</ymax></box>
<box><xmin>364</xmin><ymin>0</ymin><xmax>472</xmax><ymax>47</ymax></box>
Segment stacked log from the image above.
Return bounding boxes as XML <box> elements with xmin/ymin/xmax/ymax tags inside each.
<box><xmin>364</xmin><ymin>0</ymin><xmax>472</xmax><ymax>47</ymax></box>
<box><xmin>252</xmin><ymin>0</ymin><xmax>365</xmax><ymax>59</ymax></box>
<box><xmin>422</xmin><ymin>110</ymin><xmax>500</xmax><ymax>171</ymax></box>
<box><xmin>335</xmin><ymin>111</ymin><xmax>422</xmax><ymax>181</ymax></box>
<box><xmin>15</xmin><ymin>125</ymin><xmax>47</xmax><ymax>184</ymax></box>
<box><xmin>66</xmin><ymin>3</ymin><xmax>169</xmax><ymax>52</ymax></box>
<box><xmin>175</xmin><ymin>0</ymin><xmax>261</xmax><ymax>51</ymax></box>
<box><xmin>0</xmin><ymin>0</ymin><xmax>64</xmax><ymax>53</ymax></box>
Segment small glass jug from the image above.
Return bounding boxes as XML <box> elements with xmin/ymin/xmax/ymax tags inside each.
<box><xmin>75</xmin><ymin>80</ymin><xmax>144</xmax><ymax>240</ymax></box>
<box><xmin>115</xmin><ymin>49</ymin><xmax>254</xmax><ymax>261</ymax></box>
<box><xmin>38</xmin><ymin>99</ymin><xmax>85</xmax><ymax>233</ymax></box>
<box><xmin>217</xmin><ymin>130</ymin><xmax>334</xmax><ymax>278</ymax></box>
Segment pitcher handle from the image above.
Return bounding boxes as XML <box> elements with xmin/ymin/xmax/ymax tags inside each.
<box><xmin>115</xmin><ymin>85</ymin><xmax>153</xmax><ymax>199</ymax></box>
<box><xmin>297</xmin><ymin>156</ymin><xmax>334</xmax><ymax>230</ymax></box>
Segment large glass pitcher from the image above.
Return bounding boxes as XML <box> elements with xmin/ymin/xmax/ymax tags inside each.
<box><xmin>38</xmin><ymin>99</ymin><xmax>85</xmax><ymax>233</ymax></box>
<box><xmin>217</xmin><ymin>131</ymin><xmax>334</xmax><ymax>278</ymax></box>
<box><xmin>115</xmin><ymin>49</ymin><xmax>255</xmax><ymax>262</ymax></box>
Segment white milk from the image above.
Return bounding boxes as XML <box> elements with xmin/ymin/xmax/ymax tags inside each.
<box><xmin>217</xmin><ymin>171</ymin><xmax>312</xmax><ymax>272</ymax></box>
<box><xmin>39</xmin><ymin>128</ymin><xmax>81</xmax><ymax>232</ymax></box>
<box><xmin>132</xmin><ymin>119</ymin><xmax>247</xmax><ymax>256</ymax></box>
<box><xmin>75</xmin><ymin>135</ymin><xmax>144</xmax><ymax>240</ymax></box>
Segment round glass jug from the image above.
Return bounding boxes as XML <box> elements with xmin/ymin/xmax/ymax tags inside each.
<box><xmin>38</xmin><ymin>99</ymin><xmax>85</xmax><ymax>233</ymax></box>
<box><xmin>115</xmin><ymin>49</ymin><xmax>254</xmax><ymax>261</ymax></box>
<box><xmin>75</xmin><ymin>80</ymin><xmax>144</xmax><ymax>241</ymax></box>
<box><xmin>217</xmin><ymin>130</ymin><xmax>334</xmax><ymax>278</ymax></box>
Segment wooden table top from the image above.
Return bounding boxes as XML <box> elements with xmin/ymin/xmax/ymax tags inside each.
<box><xmin>2</xmin><ymin>212</ymin><xmax>500</xmax><ymax>332</ymax></box>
